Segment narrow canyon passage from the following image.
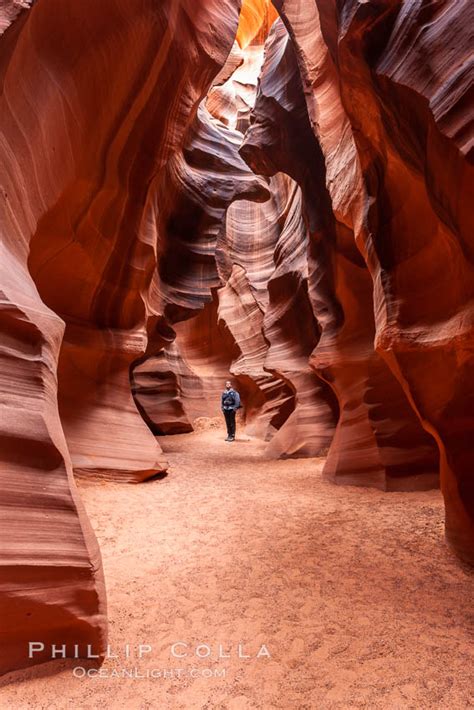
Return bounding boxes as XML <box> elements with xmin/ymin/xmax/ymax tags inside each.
<box><xmin>1</xmin><ymin>0</ymin><xmax>473</xmax><ymax>694</ymax></box>
<box><xmin>3</xmin><ymin>428</ymin><xmax>472</xmax><ymax>708</ymax></box>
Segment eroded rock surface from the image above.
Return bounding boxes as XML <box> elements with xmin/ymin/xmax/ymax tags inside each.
<box><xmin>0</xmin><ymin>0</ymin><xmax>242</xmax><ymax>674</ymax></box>
<box><xmin>133</xmin><ymin>13</ymin><xmax>336</xmax><ymax>457</ymax></box>
<box><xmin>0</xmin><ymin>0</ymin><xmax>472</xmax><ymax>681</ymax></box>
<box><xmin>241</xmin><ymin>17</ymin><xmax>439</xmax><ymax>489</ymax></box>
<box><xmin>273</xmin><ymin>0</ymin><xmax>473</xmax><ymax>558</ymax></box>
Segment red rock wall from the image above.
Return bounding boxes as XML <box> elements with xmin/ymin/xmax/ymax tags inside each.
<box><xmin>221</xmin><ymin>174</ymin><xmax>337</xmax><ymax>456</ymax></box>
<box><xmin>0</xmin><ymin>0</ymin><xmax>472</xmax><ymax>680</ymax></box>
<box><xmin>241</xmin><ymin>17</ymin><xmax>439</xmax><ymax>489</ymax></box>
<box><xmin>0</xmin><ymin>0</ymin><xmax>242</xmax><ymax>675</ymax></box>
<box><xmin>131</xmin><ymin>64</ymin><xmax>271</xmax><ymax>435</ymax></box>
<box><xmin>133</xmin><ymin>23</ymin><xmax>336</xmax><ymax>457</ymax></box>
<box><xmin>272</xmin><ymin>0</ymin><xmax>473</xmax><ymax>560</ymax></box>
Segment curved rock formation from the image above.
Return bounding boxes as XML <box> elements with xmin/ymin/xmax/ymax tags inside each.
<box><xmin>131</xmin><ymin>92</ymin><xmax>271</xmax><ymax>433</ymax></box>
<box><xmin>273</xmin><ymin>0</ymin><xmax>473</xmax><ymax>559</ymax></box>
<box><xmin>241</xmin><ymin>17</ymin><xmax>439</xmax><ymax>488</ymax></box>
<box><xmin>336</xmin><ymin>0</ymin><xmax>473</xmax><ymax>562</ymax></box>
<box><xmin>0</xmin><ymin>0</ymin><xmax>472</xmax><ymax>681</ymax></box>
<box><xmin>24</xmin><ymin>0</ymin><xmax>242</xmax><ymax>482</ymax></box>
<box><xmin>236</xmin><ymin>0</ymin><xmax>278</xmax><ymax>49</ymax></box>
<box><xmin>134</xmin><ymin>12</ymin><xmax>336</xmax><ymax>457</ymax></box>
<box><xmin>221</xmin><ymin>173</ymin><xmax>337</xmax><ymax>456</ymax></box>
<box><xmin>0</xmin><ymin>0</ymin><xmax>33</xmax><ymax>35</ymax></box>
<box><xmin>0</xmin><ymin>0</ymin><xmax>242</xmax><ymax>675</ymax></box>
<box><xmin>217</xmin><ymin>264</ymin><xmax>296</xmax><ymax>441</ymax></box>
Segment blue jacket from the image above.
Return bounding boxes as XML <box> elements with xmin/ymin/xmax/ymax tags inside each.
<box><xmin>221</xmin><ymin>388</ymin><xmax>241</xmax><ymax>411</ymax></box>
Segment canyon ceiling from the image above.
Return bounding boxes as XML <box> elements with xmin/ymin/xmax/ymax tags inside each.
<box><xmin>0</xmin><ymin>0</ymin><xmax>472</xmax><ymax>675</ymax></box>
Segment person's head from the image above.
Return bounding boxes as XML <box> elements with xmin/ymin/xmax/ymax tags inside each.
<box><xmin>225</xmin><ymin>380</ymin><xmax>232</xmax><ymax>390</ymax></box>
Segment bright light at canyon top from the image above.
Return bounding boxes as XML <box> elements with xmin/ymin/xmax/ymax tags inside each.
<box><xmin>236</xmin><ymin>0</ymin><xmax>278</xmax><ymax>49</ymax></box>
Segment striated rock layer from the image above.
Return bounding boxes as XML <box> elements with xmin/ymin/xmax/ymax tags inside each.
<box><xmin>220</xmin><ymin>173</ymin><xmax>337</xmax><ymax>456</ymax></box>
<box><xmin>272</xmin><ymin>0</ymin><xmax>473</xmax><ymax>560</ymax></box>
<box><xmin>0</xmin><ymin>0</ymin><xmax>473</xmax><ymax>681</ymax></box>
<box><xmin>0</xmin><ymin>0</ymin><xmax>33</xmax><ymax>35</ymax></box>
<box><xmin>132</xmin><ymin>48</ymin><xmax>272</xmax><ymax>436</ymax></box>
<box><xmin>133</xmin><ymin>13</ymin><xmax>336</xmax><ymax>457</ymax></box>
<box><xmin>241</xmin><ymin>17</ymin><xmax>439</xmax><ymax>489</ymax></box>
<box><xmin>0</xmin><ymin>0</ymin><xmax>243</xmax><ymax>675</ymax></box>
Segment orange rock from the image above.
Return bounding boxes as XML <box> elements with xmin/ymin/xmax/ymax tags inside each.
<box><xmin>134</xmin><ymin>31</ymin><xmax>335</xmax><ymax>456</ymax></box>
<box><xmin>0</xmin><ymin>0</ymin><xmax>242</xmax><ymax>675</ymax></box>
<box><xmin>241</xmin><ymin>17</ymin><xmax>439</xmax><ymax>488</ymax></box>
<box><xmin>236</xmin><ymin>0</ymin><xmax>278</xmax><ymax>49</ymax></box>
<box><xmin>275</xmin><ymin>0</ymin><xmax>473</xmax><ymax>559</ymax></box>
<box><xmin>0</xmin><ymin>0</ymin><xmax>472</xmax><ymax>682</ymax></box>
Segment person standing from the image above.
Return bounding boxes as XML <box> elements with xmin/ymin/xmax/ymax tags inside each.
<box><xmin>221</xmin><ymin>380</ymin><xmax>241</xmax><ymax>442</ymax></box>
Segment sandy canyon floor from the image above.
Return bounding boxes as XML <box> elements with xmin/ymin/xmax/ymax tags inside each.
<box><xmin>1</xmin><ymin>426</ymin><xmax>473</xmax><ymax>709</ymax></box>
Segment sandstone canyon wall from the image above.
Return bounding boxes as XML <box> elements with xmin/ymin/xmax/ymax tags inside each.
<box><xmin>0</xmin><ymin>0</ymin><xmax>473</xmax><ymax>679</ymax></box>
<box><xmin>132</xmin><ymin>19</ymin><xmax>337</xmax><ymax>458</ymax></box>
<box><xmin>0</xmin><ymin>0</ymin><xmax>243</xmax><ymax>674</ymax></box>
<box><xmin>270</xmin><ymin>0</ymin><xmax>473</xmax><ymax>560</ymax></box>
<box><xmin>241</xmin><ymin>16</ymin><xmax>440</xmax><ymax>489</ymax></box>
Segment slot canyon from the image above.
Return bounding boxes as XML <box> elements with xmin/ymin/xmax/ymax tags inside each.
<box><xmin>0</xmin><ymin>0</ymin><xmax>473</xmax><ymax>707</ymax></box>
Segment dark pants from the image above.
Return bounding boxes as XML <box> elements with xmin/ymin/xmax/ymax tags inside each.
<box><xmin>223</xmin><ymin>409</ymin><xmax>236</xmax><ymax>438</ymax></box>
